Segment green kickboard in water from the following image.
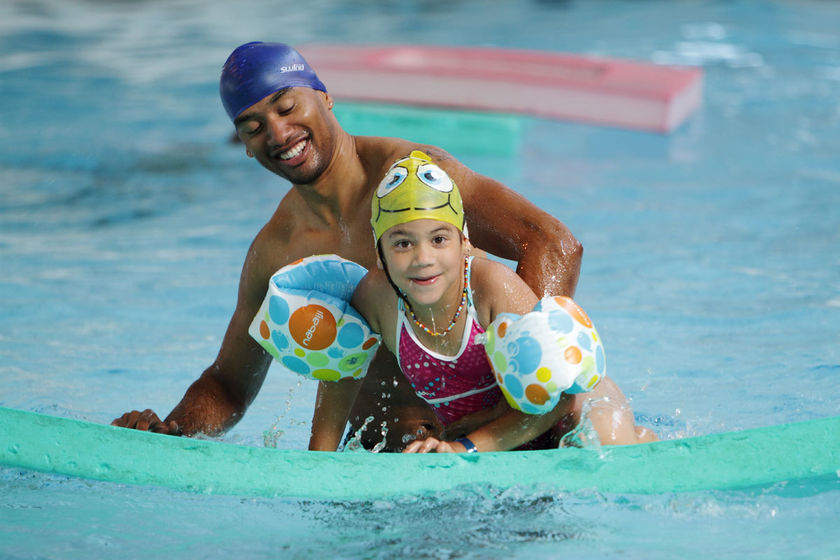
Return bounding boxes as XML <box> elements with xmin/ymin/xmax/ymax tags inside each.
<box><xmin>1</xmin><ymin>406</ymin><xmax>837</xmax><ymax>500</ymax></box>
<box><xmin>333</xmin><ymin>101</ymin><xmax>523</xmax><ymax>157</ymax></box>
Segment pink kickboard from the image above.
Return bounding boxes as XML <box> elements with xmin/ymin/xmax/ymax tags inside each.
<box><xmin>300</xmin><ymin>44</ymin><xmax>703</xmax><ymax>133</ymax></box>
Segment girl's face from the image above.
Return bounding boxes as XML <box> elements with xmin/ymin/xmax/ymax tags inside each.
<box><xmin>381</xmin><ymin>219</ymin><xmax>466</xmax><ymax>310</ymax></box>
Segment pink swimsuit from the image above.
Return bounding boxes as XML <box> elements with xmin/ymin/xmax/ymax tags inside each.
<box><xmin>396</xmin><ymin>258</ymin><xmax>503</xmax><ymax>426</ymax></box>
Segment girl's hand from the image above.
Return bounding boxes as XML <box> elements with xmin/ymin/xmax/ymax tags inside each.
<box><xmin>402</xmin><ymin>437</ymin><xmax>466</xmax><ymax>453</ymax></box>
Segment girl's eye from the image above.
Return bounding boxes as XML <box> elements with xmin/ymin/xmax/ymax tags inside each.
<box><xmin>416</xmin><ymin>164</ymin><xmax>453</xmax><ymax>192</ymax></box>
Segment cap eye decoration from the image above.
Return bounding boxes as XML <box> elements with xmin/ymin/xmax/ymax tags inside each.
<box><xmin>376</xmin><ymin>166</ymin><xmax>408</xmax><ymax>198</ymax></box>
<box><xmin>417</xmin><ymin>164</ymin><xmax>453</xmax><ymax>192</ymax></box>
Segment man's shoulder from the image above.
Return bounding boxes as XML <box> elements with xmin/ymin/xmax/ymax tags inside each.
<box><xmin>252</xmin><ymin>206</ymin><xmax>293</xmax><ymax>247</ymax></box>
<box><xmin>246</xmin><ymin>200</ymin><xmax>304</xmax><ymax>274</ymax></box>
<box><xmin>356</xmin><ymin>137</ymin><xmax>472</xmax><ymax>189</ymax></box>
<box><xmin>354</xmin><ymin>136</ymin><xmax>453</xmax><ymax>167</ymax></box>
<box><xmin>354</xmin><ymin>136</ymin><xmax>407</xmax><ymax>165</ymax></box>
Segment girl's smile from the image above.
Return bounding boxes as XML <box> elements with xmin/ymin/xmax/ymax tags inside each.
<box><xmin>381</xmin><ymin>219</ymin><xmax>467</xmax><ymax>321</ymax></box>
<box><xmin>409</xmin><ymin>273</ymin><xmax>440</xmax><ymax>286</ymax></box>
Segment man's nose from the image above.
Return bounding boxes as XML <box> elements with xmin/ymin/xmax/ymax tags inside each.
<box><xmin>265</xmin><ymin>115</ymin><xmax>291</xmax><ymax>146</ymax></box>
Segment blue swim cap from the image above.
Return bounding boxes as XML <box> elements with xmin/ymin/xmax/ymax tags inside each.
<box><xmin>220</xmin><ymin>42</ymin><xmax>327</xmax><ymax>121</ymax></box>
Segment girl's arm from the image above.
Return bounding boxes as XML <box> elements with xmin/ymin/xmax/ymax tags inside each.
<box><xmin>307</xmin><ymin>270</ymin><xmax>401</xmax><ymax>451</ymax></box>
<box><xmin>405</xmin><ymin>258</ymin><xmax>562</xmax><ymax>453</ymax></box>
<box><xmin>407</xmin><ymin>395</ymin><xmax>574</xmax><ymax>453</ymax></box>
<box><xmin>309</xmin><ymin>377</ymin><xmax>364</xmax><ymax>451</ymax></box>
<box><xmin>351</xmin><ymin>268</ymin><xmax>398</xmax><ymax>353</ymax></box>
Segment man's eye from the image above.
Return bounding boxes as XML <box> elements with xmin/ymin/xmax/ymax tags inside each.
<box><xmin>240</xmin><ymin>122</ymin><xmax>261</xmax><ymax>136</ymax></box>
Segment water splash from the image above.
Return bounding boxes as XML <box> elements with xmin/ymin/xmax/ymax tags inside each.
<box><xmin>262</xmin><ymin>424</ymin><xmax>285</xmax><ymax>448</ymax></box>
<box><xmin>401</xmin><ymin>428</ymin><xmax>418</xmax><ymax>446</ymax></box>
<box><xmin>559</xmin><ymin>397</ymin><xmax>604</xmax><ymax>453</ymax></box>
<box><xmin>343</xmin><ymin>415</ymin><xmax>375</xmax><ymax>452</ymax></box>
<box><xmin>370</xmin><ymin>421</ymin><xmax>390</xmax><ymax>453</ymax></box>
<box><xmin>342</xmin><ymin>415</ymin><xmax>393</xmax><ymax>453</ymax></box>
<box><xmin>262</xmin><ymin>378</ymin><xmax>303</xmax><ymax>448</ymax></box>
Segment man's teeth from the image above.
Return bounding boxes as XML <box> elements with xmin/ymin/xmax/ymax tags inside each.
<box><xmin>279</xmin><ymin>140</ymin><xmax>306</xmax><ymax>160</ymax></box>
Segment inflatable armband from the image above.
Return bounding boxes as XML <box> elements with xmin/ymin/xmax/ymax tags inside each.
<box><xmin>249</xmin><ymin>255</ymin><xmax>381</xmax><ymax>381</ymax></box>
<box><xmin>479</xmin><ymin>296</ymin><xmax>605</xmax><ymax>414</ymax></box>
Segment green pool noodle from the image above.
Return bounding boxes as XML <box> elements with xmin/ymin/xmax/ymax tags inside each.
<box><xmin>1</xmin><ymin>406</ymin><xmax>837</xmax><ymax>500</ymax></box>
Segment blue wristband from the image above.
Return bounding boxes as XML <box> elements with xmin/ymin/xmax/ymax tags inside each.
<box><xmin>455</xmin><ymin>437</ymin><xmax>478</xmax><ymax>453</ymax></box>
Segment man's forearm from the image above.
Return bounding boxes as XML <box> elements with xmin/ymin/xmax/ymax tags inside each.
<box><xmin>164</xmin><ymin>371</ymin><xmax>246</xmax><ymax>436</ymax></box>
<box><xmin>517</xmin><ymin>234</ymin><xmax>583</xmax><ymax>298</ymax></box>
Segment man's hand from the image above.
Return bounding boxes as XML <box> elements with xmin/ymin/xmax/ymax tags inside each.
<box><xmin>111</xmin><ymin>409</ymin><xmax>183</xmax><ymax>436</ymax></box>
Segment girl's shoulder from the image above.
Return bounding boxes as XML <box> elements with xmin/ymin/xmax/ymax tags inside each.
<box><xmin>353</xmin><ymin>268</ymin><xmax>392</xmax><ymax>308</ymax></box>
<box><xmin>352</xmin><ymin>267</ymin><xmax>398</xmax><ymax>342</ymax></box>
<box><xmin>469</xmin><ymin>256</ymin><xmax>519</xmax><ymax>290</ymax></box>
<box><xmin>470</xmin><ymin>256</ymin><xmax>529</xmax><ymax>289</ymax></box>
<box><xmin>470</xmin><ymin>257</ymin><xmax>522</xmax><ymax>322</ymax></box>
<box><xmin>469</xmin><ymin>257</ymin><xmax>536</xmax><ymax>326</ymax></box>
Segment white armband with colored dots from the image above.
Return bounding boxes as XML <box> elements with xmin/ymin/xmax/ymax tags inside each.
<box><xmin>478</xmin><ymin>296</ymin><xmax>605</xmax><ymax>414</ymax></box>
<box><xmin>249</xmin><ymin>255</ymin><xmax>381</xmax><ymax>382</ymax></box>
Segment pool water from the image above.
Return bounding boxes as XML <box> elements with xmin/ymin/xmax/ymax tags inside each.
<box><xmin>1</xmin><ymin>0</ymin><xmax>839</xmax><ymax>558</ymax></box>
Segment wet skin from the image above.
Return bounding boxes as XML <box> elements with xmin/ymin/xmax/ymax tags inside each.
<box><xmin>350</xmin><ymin>227</ymin><xmax>657</xmax><ymax>452</ymax></box>
<box><xmin>112</xmin><ymin>86</ymin><xmax>583</xmax><ymax>451</ymax></box>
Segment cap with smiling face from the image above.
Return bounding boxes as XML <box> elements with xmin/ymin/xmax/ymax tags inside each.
<box><xmin>371</xmin><ymin>151</ymin><xmax>465</xmax><ymax>244</ymax></box>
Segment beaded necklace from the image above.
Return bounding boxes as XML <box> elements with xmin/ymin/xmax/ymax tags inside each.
<box><xmin>402</xmin><ymin>257</ymin><xmax>469</xmax><ymax>337</ymax></box>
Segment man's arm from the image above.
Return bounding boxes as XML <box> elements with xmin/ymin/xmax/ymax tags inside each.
<box><xmin>430</xmin><ymin>148</ymin><xmax>583</xmax><ymax>297</ymax></box>
<box><xmin>356</xmin><ymin>138</ymin><xmax>580</xmax><ymax>296</ymax></box>
<box><xmin>161</xmin><ymin>305</ymin><xmax>273</xmax><ymax>436</ymax></box>
<box><xmin>113</xmin><ymin>235</ymin><xmax>275</xmax><ymax>436</ymax></box>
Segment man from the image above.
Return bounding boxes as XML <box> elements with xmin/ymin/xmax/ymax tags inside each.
<box><xmin>113</xmin><ymin>42</ymin><xmax>582</xmax><ymax>451</ymax></box>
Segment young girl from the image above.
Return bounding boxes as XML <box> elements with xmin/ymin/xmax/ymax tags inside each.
<box><xmin>329</xmin><ymin>150</ymin><xmax>657</xmax><ymax>453</ymax></box>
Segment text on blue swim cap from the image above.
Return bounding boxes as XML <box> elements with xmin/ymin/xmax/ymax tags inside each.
<box><xmin>219</xmin><ymin>42</ymin><xmax>327</xmax><ymax>120</ymax></box>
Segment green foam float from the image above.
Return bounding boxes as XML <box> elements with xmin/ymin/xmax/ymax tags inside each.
<box><xmin>1</xmin><ymin>406</ymin><xmax>837</xmax><ymax>500</ymax></box>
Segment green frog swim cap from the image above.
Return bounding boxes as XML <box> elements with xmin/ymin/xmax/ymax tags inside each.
<box><xmin>371</xmin><ymin>151</ymin><xmax>465</xmax><ymax>243</ymax></box>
